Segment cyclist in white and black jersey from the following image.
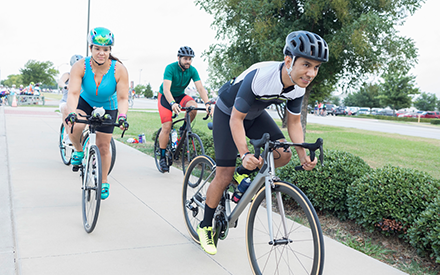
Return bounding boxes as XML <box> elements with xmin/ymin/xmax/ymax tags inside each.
<box><xmin>197</xmin><ymin>30</ymin><xmax>329</xmax><ymax>255</ymax></box>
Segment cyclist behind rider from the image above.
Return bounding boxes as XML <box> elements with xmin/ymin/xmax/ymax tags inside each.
<box><xmin>196</xmin><ymin>30</ymin><xmax>329</xmax><ymax>255</ymax></box>
<box><xmin>157</xmin><ymin>46</ymin><xmax>212</xmax><ymax>173</ymax></box>
<box><xmin>65</xmin><ymin>27</ymin><xmax>129</xmax><ymax>200</ymax></box>
<box><xmin>59</xmin><ymin>54</ymin><xmax>83</xmax><ymax>144</ymax></box>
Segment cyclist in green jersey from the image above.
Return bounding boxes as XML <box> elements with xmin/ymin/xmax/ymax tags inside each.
<box><xmin>157</xmin><ymin>46</ymin><xmax>212</xmax><ymax>172</ymax></box>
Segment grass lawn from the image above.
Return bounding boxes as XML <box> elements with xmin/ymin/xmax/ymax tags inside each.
<box><xmin>114</xmin><ymin>110</ymin><xmax>440</xmax><ymax>179</ymax></box>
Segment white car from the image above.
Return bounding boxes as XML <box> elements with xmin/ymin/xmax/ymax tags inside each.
<box><xmin>358</xmin><ymin>108</ymin><xmax>370</xmax><ymax>115</ymax></box>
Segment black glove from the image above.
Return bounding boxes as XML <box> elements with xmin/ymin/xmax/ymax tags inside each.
<box><xmin>65</xmin><ymin>112</ymin><xmax>77</xmax><ymax>124</ymax></box>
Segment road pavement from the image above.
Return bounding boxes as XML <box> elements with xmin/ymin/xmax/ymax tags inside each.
<box><xmin>0</xmin><ymin>105</ymin><xmax>409</xmax><ymax>275</ymax></box>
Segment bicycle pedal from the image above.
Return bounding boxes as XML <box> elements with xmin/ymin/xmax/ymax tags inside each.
<box><xmin>72</xmin><ymin>165</ymin><xmax>81</xmax><ymax>172</ymax></box>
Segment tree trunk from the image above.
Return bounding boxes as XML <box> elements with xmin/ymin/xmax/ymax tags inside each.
<box><xmin>300</xmin><ymin>87</ymin><xmax>312</xmax><ymax>140</ymax></box>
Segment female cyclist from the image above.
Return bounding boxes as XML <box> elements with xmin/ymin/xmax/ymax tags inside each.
<box><xmin>65</xmin><ymin>27</ymin><xmax>129</xmax><ymax>200</ymax></box>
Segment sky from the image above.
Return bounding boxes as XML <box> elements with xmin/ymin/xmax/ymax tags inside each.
<box><xmin>0</xmin><ymin>0</ymin><xmax>439</xmax><ymax>98</ymax></box>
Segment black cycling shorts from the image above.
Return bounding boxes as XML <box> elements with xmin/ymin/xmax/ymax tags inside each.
<box><xmin>76</xmin><ymin>96</ymin><xmax>118</xmax><ymax>134</ymax></box>
<box><xmin>213</xmin><ymin>105</ymin><xmax>285</xmax><ymax>167</ymax></box>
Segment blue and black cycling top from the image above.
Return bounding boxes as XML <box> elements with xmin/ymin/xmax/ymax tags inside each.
<box><xmin>216</xmin><ymin>61</ymin><xmax>305</xmax><ymax>120</ymax></box>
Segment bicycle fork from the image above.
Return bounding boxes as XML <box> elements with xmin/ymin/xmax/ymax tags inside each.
<box><xmin>265</xmin><ymin>151</ymin><xmax>290</xmax><ymax>246</ymax></box>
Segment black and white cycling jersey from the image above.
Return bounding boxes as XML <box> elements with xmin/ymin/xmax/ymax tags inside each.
<box><xmin>216</xmin><ymin>61</ymin><xmax>305</xmax><ymax>120</ymax></box>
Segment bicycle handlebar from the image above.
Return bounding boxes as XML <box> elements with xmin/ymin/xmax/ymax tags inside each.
<box><xmin>72</xmin><ymin>113</ymin><xmax>128</xmax><ymax>138</ymax></box>
<box><xmin>171</xmin><ymin>105</ymin><xmax>212</xmax><ymax>120</ymax></box>
<box><xmin>250</xmin><ymin>133</ymin><xmax>324</xmax><ymax>171</ymax></box>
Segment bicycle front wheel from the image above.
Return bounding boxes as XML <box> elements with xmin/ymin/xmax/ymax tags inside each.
<box><xmin>246</xmin><ymin>181</ymin><xmax>324</xmax><ymax>275</ymax></box>
<box><xmin>181</xmin><ymin>133</ymin><xmax>204</xmax><ymax>175</ymax></box>
<box><xmin>81</xmin><ymin>145</ymin><xmax>102</xmax><ymax>233</ymax></box>
<box><xmin>59</xmin><ymin>123</ymin><xmax>73</xmax><ymax>165</ymax></box>
<box><xmin>182</xmin><ymin>155</ymin><xmax>216</xmax><ymax>243</ymax></box>
<box><xmin>82</xmin><ymin>133</ymin><xmax>116</xmax><ymax>175</ymax></box>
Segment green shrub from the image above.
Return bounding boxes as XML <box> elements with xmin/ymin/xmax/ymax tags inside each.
<box><xmin>431</xmin><ymin>119</ymin><xmax>440</xmax><ymax>125</ymax></box>
<box><xmin>195</xmin><ymin>130</ymin><xmax>215</xmax><ymax>161</ymax></box>
<box><xmin>277</xmin><ymin>150</ymin><xmax>372</xmax><ymax>219</ymax></box>
<box><xmin>407</xmin><ymin>197</ymin><xmax>440</xmax><ymax>263</ymax></box>
<box><xmin>347</xmin><ymin>165</ymin><xmax>440</xmax><ymax>239</ymax></box>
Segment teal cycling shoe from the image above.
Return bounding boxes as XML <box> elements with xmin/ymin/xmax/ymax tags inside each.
<box><xmin>101</xmin><ymin>183</ymin><xmax>110</xmax><ymax>200</ymax></box>
<box><xmin>71</xmin><ymin>151</ymin><xmax>84</xmax><ymax>166</ymax></box>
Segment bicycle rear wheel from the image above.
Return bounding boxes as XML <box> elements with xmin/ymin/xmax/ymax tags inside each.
<box><xmin>82</xmin><ymin>132</ymin><xmax>116</xmax><ymax>175</ymax></box>
<box><xmin>182</xmin><ymin>155</ymin><xmax>216</xmax><ymax>243</ymax></box>
<box><xmin>81</xmin><ymin>145</ymin><xmax>102</xmax><ymax>233</ymax></box>
<box><xmin>181</xmin><ymin>133</ymin><xmax>204</xmax><ymax>175</ymax></box>
<box><xmin>59</xmin><ymin>123</ymin><xmax>73</xmax><ymax>165</ymax></box>
<box><xmin>246</xmin><ymin>181</ymin><xmax>324</xmax><ymax>275</ymax></box>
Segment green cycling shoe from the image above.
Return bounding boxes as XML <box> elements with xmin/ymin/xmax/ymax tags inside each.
<box><xmin>101</xmin><ymin>183</ymin><xmax>110</xmax><ymax>200</ymax></box>
<box><xmin>71</xmin><ymin>151</ymin><xmax>84</xmax><ymax>166</ymax></box>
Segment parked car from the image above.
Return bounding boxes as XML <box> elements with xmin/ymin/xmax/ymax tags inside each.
<box><xmin>347</xmin><ymin>107</ymin><xmax>360</xmax><ymax>115</ymax></box>
<box><xmin>325</xmin><ymin>104</ymin><xmax>336</xmax><ymax>115</ymax></box>
<box><xmin>357</xmin><ymin>108</ymin><xmax>370</xmax><ymax>115</ymax></box>
<box><xmin>419</xmin><ymin>111</ymin><xmax>440</xmax><ymax>119</ymax></box>
<box><xmin>334</xmin><ymin>106</ymin><xmax>349</xmax><ymax>116</ymax></box>
<box><xmin>377</xmin><ymin>109</ymin><xmax>395</xmax><ymax>116</ymax></box>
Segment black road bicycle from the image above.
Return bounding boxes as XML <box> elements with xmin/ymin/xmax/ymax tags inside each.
<box><xmin>154</xmin><ymin>106</ymin><xmax>210</xmax><ymax>174</ymax></box>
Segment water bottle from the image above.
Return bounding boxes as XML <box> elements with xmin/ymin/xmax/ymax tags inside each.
<box><xmin>171</xmin><ymin>129</ymin><xmax>178</xmax><ymax>148</ymax></box>
<box><xmin>142</xmin><ymin>133</ymin><xmax>146</xmax><ymax>144</ymax></box>
<box><xmin>232</xmin><ymin>169</ymin><xmax>251</xmax><ymax>203</ymax></box>
<box><xmin>138</xmin><ymin>134</ymin><xmax>143</xmax><ymax>143</ymax></box>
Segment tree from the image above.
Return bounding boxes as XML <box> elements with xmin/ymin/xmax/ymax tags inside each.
<box><xmin>413</xmin><ymin>92</ymin><xmax>438</xmax><ymax>111</ymax></box>
<box><xmin>343</xmin><ymin>82</ymin><xmax>381</xmax><ymax>108</ymax></box>
<box><xmin>134</xmin><ymin>84</ymin><xmax>145</xmax><ymax>96</ymax></box>
<box><xmin>20</xmin><ymin>60</ymin><xmax>58</xmax><ymax>86</ymax></box>
<box><xmin>144</xmin><ymin>83</ymin><xmax>153</xmax><ymax>98</ymax></box>
<box><xmin>1</xmin><ymin>74</ymin><xmax>23</xmax><ymax>87</ymax></box>
<box><xmin>377</xmin><ymin>71</ymin><xmax>419</xmax><ymax>112</ymax></box>
<box><xmin>197</xmin><ymin>0</ymin><xmax>422</xmax><ymax>136</ymax></box>
<box><xmin>328</xmin><ymin>95</ymin><xmax>341</xmax><ymax>106</ymax></box>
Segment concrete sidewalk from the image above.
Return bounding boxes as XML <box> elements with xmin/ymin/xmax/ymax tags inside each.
<box><xmin>0</xmin><ymin>106</ymin><xmax>408</xmax><ymax>275</ymax></box>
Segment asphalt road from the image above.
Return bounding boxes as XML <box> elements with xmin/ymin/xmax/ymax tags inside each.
<box><xmin>46</xmin><ymin>96</ymin><xmax>440</xmax><ymax>140</ymax></box>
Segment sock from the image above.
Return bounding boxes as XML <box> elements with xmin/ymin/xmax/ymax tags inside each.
<box><xmin>200</xmin><ymin>204</ymin><xmax>216</xmax><ymax>228</ymax></box>
<box><xmin>160</xmin><ymin>148</ymin><xmax>166</xmax><ymax>158</ymax></box>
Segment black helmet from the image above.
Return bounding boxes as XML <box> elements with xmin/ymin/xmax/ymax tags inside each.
<box><xmin>178</xmin><ymin>46</ymin><xmax>195</xmax><ymax>57</ymax></box>
<box><xmin>283</xmin><ymin>31</ymin><xmax>329</xmax><ymax>63</ymax></box>
<box><xmin>70</xmin><ymin>54</ymin><xmax>84</xmax><ymax>66</ymax></box>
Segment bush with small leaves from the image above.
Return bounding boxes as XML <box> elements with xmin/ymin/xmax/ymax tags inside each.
<box><xmin>277</xmin><ymin>149</ymin><xmax>372</xmax><ymax>219</ymax></box>
<box><xmin>407</xmin><ymin>197</ymin><xmax>440</xmax><ymax>263</ymax></box>
<box><xmin>347</xmin><ymin>165</ymin><xmax>440</xmax><ymax>239</ymax></box>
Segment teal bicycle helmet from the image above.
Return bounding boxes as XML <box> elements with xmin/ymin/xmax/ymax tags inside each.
<box><xmin>88</xmin><ymin>27</ymin><xmax>114</xmax><ymax>47</ymax></box>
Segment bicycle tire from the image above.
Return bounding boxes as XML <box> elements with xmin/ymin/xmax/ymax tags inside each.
<box><xmin>82</xmin><ymin>132</ymin><xmax>116</xmax><ymax>175</ymax></box>
<box><xmin>81</xmin><ymin>145</ymin><xmax>102</xmax><ymax>233</ymax></box>
<box><xmin>246</xmin><ymin>181</ymin><xmax>324</xmax><ymax>275</ymax></box>
<box><xmin>59</xmin><ymin>123</ymin><xmax>72</xmax><ymax>165</ymax></box>
<box><xmin>181</xmin><ymin>133</ymin><xmax>205</xmax><ymax>175</ymax></box>
<box><xmin>182</xmin><ymin>155</ymin><xmax>216</xmax><ymax>243</ymax></box>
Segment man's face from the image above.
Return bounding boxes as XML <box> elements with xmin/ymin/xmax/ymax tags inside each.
<box><xmin>288</xmin><ymin>57</ymin><xmax>322</xmax><ymax>88</ymax></box>
<box><xmin>178</xmin><ymin>56</ymin><xmax>192</xmax><ymax>69</ymax></box>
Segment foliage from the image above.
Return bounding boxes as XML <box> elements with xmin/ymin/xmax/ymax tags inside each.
<box><xmin>343</xmin><ymin>82</ymin><xmax>381</xmax><ymax>108</ymax></box>
<box><xmin>144</xmin><ymin>83</ymin><xmax>154</xmax><ymax>98</ymax></box>
<box><xmin>277</xmin><ymin>150</ymin><xmax>372</xmax><ymax>219</ymax></box>
<box><xmin>347</xmin><ymin>165</ymin><xmax>440</xmax><ymax>239</ymax></box>
<box><xmin>431</xmin><ymin>120</ymin><xmax>440</xmax><ymax>125</ymax></box>
<box><xmin>134</xmin><ymin>84</ymin><xmax>145</xmax><ymax>95</ymax></box>
<box><xmin>1</xmin><ymin>74</ymin><xmax>23</xmax><ymax>87</ymax></box>
<box><xmin>377</xmin><ymin>71</ymin><xmax>420</xmax><ymax>111</ymax></box>
<box><xmin>196</xmin><ymin>0</ymin><xmax>422</xmax><ymax>137</ymax></box>
<box><xmin>20</xmin><ymin>60</ymin><xmax>58</xmax><ymax>86</ymax></box>
<box><xmin>328</xmin><ymin>95</ymin><xmax>341</xmax><ymax>106</ymax></box>
<box><xmin>413</xmin><ymin>92</ymin><xmax>438</xmax><ymax>111</ymax></box>
<box><xmin>407</xmin><ymin>197</ymin><xmax>440</xmax><ymax>263</ymax></box>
